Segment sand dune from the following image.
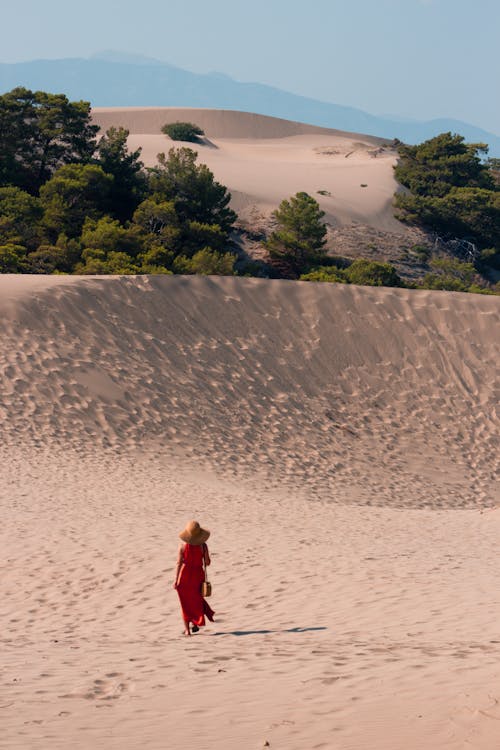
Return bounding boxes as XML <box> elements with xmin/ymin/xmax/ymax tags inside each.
<box><xmin>92</xmin><ymin>107</ymin><xmax>389</xmax><ymax>141</ymax></box>
<box><xmin>92</xmin><ymin>107</ymin><xmax>403</xmax><ymax>232</ymax></box>
<box><xmin>1</xmin><ymin>275</ymin><xmax>499</xmax><ymax>750</ymax></box>
<box><xmin>1</xmin><ymin>275</ymin><xmax>498</xmax><ymax>508</ymax></box>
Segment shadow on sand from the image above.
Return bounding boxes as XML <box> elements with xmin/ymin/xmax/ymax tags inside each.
<box><xmin>211</xmin><ymin>626</ymin><xmax>327</xmax><ymax>637</ymax></box>
<box><xmin>198</xmin><ymin>137</ymin><xmax>218</xmax><ymax>149</ymax></box>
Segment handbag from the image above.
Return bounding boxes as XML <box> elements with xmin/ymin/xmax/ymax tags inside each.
<box><xmin>201</xmin><ymin>580</ymin><xmax>212</xmax><ymax>597</ymax></box>
<box><xmin>201</xmin><ymin>543</ymin><xmax>212</xmax><ymax>597</ymax></box>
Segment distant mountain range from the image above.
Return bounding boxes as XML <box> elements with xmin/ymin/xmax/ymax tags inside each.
<box><xmin>1</xmin><ymin>52</ymin><xmax>499</xmax><ymax>156</ymax></box>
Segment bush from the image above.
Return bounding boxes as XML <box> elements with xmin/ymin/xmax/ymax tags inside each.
<box><xmin>81</xmin><ymin>216</ymin><xmax>144</xmax><ymax>257</ymax></box>
<box><xmin>173</xmin><ymin>247</ymin><xmax>236</xmax><ymax>275</ymax></box>
<box><xmin>420</xmin><ymin>273</ymin><xmax>468</xmax><ymax>292</ymax></box>
<box><xmin>40</xmin><ymin>164</ymin><xmax>113</xmax><ymax>240</ymax></box>
<box><xmin>0</xmin><ymin>243</ymin><xmax>27</xmax><ymax>272</ymax></box>
<box><xmin>0</xmin><ymin>186</ymin><xmax>43</xmax><ymax>250</ymax></box>
<box><xmin>410</xmin><ymin>244</ymin><xmax>431</xmax><ymax>263</ymax></box>
<box><xmin>344</xmin><ymin>259</ymin><xmax>401</xmax><ymax>287</ymax></box>
<box><xmin>75</xmin><ymin>248</ymin><xmax>140</xmax><ymax>275</ymax></box>
<box><xmin>419</xmin><ymin>256</ymin><xmax>494</xmax><ymax>293</ymax></box>
<box><xmin>25</xmin><ymin>245</ymin><xmax>70</xmax><ymax>273</ymax></box>
<box><xmin>181</xmin><ymin>221</ymin><xmax>228</xmax><ymax>256</ymax></box>
<box><xmin>301</xmin><ymin>258</ymin><xmax>402</xmax><ymax>287</ymax></box>
<box><xmin>466</xmin><ymin>284</ymin><xmax>497</xmax><ymax>295</ymax></box>
<box><xmin>429</xmin><ymin>257</ymin><xmax>476</xmax><ymax>285</ymax></box>
<box><xmin>138</xmin><ymin>244</ymin><xmax>175</xmax><ymax>270</ymax></box>
<box><xmin>161</xmin><ymin>122</ymin><xmax>205</xmax><ymax>143</ymax></box>
<box><xmin>300</xmin><ymin>266</ymin><xmax>346</xmax><ymax>283</ymax></box>
<box><xmin>139</xmin><ymin>264</ymin><xmax>173</xmax><ymax>275</ymax></box>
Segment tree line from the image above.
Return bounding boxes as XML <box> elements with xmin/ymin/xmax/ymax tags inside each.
<box><xmin>0</xmin><ymin>88</ymin><xmax>237</xmax><ymax>275</ymax></box>
<box><xmin>0</xmin><ymin>87</ymin><xmax>498</xmax><ymax>293</ymax></box>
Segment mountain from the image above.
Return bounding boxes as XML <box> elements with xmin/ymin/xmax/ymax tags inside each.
<box><xmin>1</xmin><ymin>55</ymin><xmax>499</xmax><ymax>155</ymax></box>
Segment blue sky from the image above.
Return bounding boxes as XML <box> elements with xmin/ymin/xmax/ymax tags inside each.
<box><xmin>2</xmin><ymin>0</ymin><xmax>499</xmax><ymax>134</ymax></box>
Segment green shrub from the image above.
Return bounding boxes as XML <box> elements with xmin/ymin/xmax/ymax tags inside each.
<box><xmin>0</xmin><ymin>187</ymin><xmax>43</xmax><ymax>250</ymax></box>
<box><xmin>181</xmin><ymin>221</ymin><xmax>228</xmax><ymax>256</ymax></box>
<box><xmin>81</xmin><ymin>216</ymin><xmax>144</xmax><ymax>257</ymax></box>
<box><xmin>410</xmin><ymin>244</ymin><xmax>432</xmax><ymax>262</ymax></box>
<box><xmin>466</xmin><ymin>284</ymin><xmax>497</xmax><ymax>295</ymax></box>
<box><xmin>429</xmin><ymin>257</ymin><xmax>476</xmax><ymax>285</ymax></box>
<box><xmin>344</xmin><ymin>259</ymin><xmax>402</xmax><ymax>287</ymax></box>
<box><xmin>40</xmin><ymin>164</ymin><xmax>113</xmax><ymax>240</ymax></box>
<box><xmin>139</xmin><ymin>244</ymin><xmax>175</xmax><ymax>269</ymax></box>
<box><xmin>161</xmin><ymin>122</ymin><xmax>205</xmax><ymax>143</ymax></box>
<box><xmin>139</xmin><ymin>264</ymin><xmax>173</xmax><ymax>275</ymax></box>
<box><xmin>173</xmin><ymin>247</ymin><xmax>236</xmax><ymax>275</ymax></box>
<box><xmin>300</xmin><ymin>266</ymin><xmax>346</xmax><ymax>283</ymax></box>
<box><xmin>0</xmin><ymin>243</ymin><xmax>27</xmax><ymax>272</ymax></box>
<box><xmin>75</xmin><ymin>248</ymin><xmax>140</xmax><ymax>275</ymax></box>
<box><xmin>419</xmin><ymin>257</ymin><xmax>494</xmax><ymax>293</ymax></box>
<box><xmin>25</xmin><ymin>245</ymin><xmax>69</xmax><ymax>273</ymax></box>
<box><xmin>420</xmin><ymin>273</ymin><xmax>468</xmax><ymax>291</ymax></box>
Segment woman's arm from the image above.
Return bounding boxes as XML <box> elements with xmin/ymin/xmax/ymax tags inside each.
<box><xmin>203</xmin><ymin>543</ymin><xmax>211</xmax><ymax>566</ymax></box>
<box><xmin>173</xmin><ymin>544</ymin><xmax>184</xmax><ymax>588</ymax></box>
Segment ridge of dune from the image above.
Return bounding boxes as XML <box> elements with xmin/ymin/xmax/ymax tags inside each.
<box><xmin>1</xmin><ymin>274</ymin><xmax>500</xmax><ymax>750</ymax></box>
<box><xmin>92</xmin><ymin>106</ymin><xmax>389</xmax><ymax>142</ymax></box>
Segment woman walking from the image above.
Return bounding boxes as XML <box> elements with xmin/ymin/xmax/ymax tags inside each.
<box><xmin>174</xmin><ymin>520</ymin><xmax>215</xmax><ymax>636</ymax></box>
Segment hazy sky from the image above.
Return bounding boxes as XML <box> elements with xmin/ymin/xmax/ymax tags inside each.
<box><xmin>2</xmin><ymin>0</ymin><xmax>499</xmax><ymax>133</ymax></box>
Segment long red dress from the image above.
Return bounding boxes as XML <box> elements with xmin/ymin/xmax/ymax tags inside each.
<box><xmin>176</xmin><ymin>543</ymin><xmax>215</xmax><ymax>627</ymax></box>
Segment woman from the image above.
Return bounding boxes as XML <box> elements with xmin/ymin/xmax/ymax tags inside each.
<box><xmin>174</xmin><ymin>520</ymin><xmax>215</xmax><ymax>636</ymax></box>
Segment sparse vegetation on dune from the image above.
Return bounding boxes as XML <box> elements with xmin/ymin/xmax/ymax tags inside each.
<box><xmin>161</xmin><ymin>121</ymin><xmax>205</xmax><ymax>143</ymax></box>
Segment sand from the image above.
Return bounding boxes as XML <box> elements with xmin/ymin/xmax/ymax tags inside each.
<box><xmin>91</xmin><ymin>108</ymin><xmax>403</xmax><ymax>233</ymax></box>
<box><xmin>1</xmin><ymin>274</ymin><xmax>499</xmax><ymax>750</ymax></box>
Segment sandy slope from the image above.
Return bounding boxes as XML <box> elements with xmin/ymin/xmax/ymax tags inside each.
<box><xmin>92</xmin><ymin>108</ymin><xmax>403</xmax><ymax>232</ymax></box>
<box><xmin>1</xmin><ymin>275</ymin><xmax>499</xmax><ymax>750</ymax></box>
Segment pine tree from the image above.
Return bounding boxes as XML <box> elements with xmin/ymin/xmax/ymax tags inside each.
<box><xmin>265</xmin><ymin>192</ymin><xmax>327</xmax><ymax>277</ymax></box>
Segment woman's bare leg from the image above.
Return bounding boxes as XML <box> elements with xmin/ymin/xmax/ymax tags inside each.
<box><xmin>183</xmin><ymin>618</ymin><xmax>191</xmax><ymax>636</ymax></box>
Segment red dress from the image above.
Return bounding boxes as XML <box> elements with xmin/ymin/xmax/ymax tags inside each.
<box><xmin>176</xmin><ymin>543</ymin><xmax>215</xmax><ymax>627</ymax></box>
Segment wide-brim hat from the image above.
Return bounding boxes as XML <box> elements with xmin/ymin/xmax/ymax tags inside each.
<box><xmin>179</xmin><ymin>520</ymin><xmax>210</xmax><ymax>545</ymax></box>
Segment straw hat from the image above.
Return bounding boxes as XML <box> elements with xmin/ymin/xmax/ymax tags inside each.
<box><xmin>179</xmin><ymin>520</ymin><xmax>210</xmax><ymax>545</ymax></box>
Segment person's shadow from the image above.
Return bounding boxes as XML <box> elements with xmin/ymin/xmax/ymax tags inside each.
<box><xmin>211</xmin><ymin>626</ymin><xmax>327</xmax><ymax>636</ymax></box>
